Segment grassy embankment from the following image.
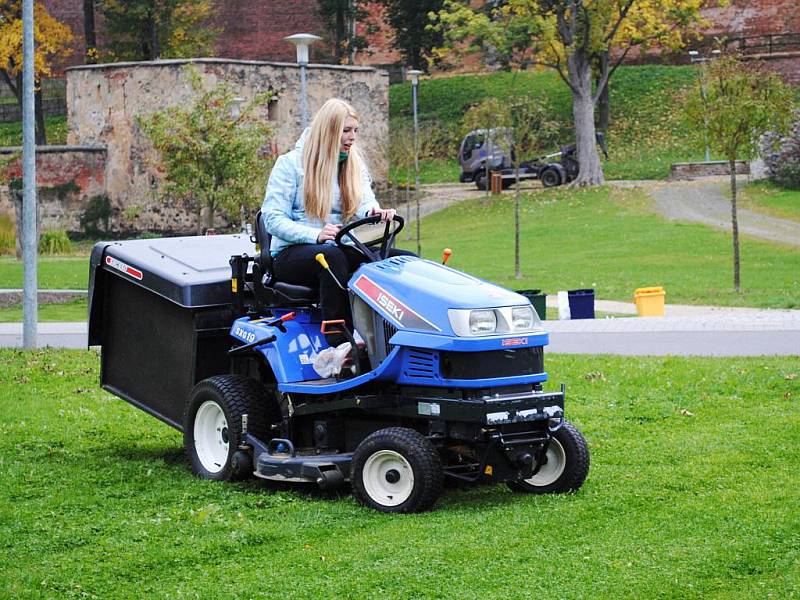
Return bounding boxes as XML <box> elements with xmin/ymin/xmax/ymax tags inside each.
<box><xmin>0</xmin><ymin>116</ymin><xmax>68</xmax><ymax>147</ymax></box>
<box><xmin>1</xmin><ymin>348</ymin><xmax>797</xmax><ymax>598</ymax></box>
<box><xmin>389</xmin><ymin>65</ymin><xmax>708</xmax><ymax>183</ymax></box>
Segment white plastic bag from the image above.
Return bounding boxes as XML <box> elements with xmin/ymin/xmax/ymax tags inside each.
<box><xmin>311</xmin><ymin>342</ymin><xmax>352</xmax><ymax>378</ymax></box>
<box><xmin>557</xmin><ymin>290</ymin><xmax>571</xmax><ymax>320</ymax></box>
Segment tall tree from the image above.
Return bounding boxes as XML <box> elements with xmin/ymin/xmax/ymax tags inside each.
<box><xmin>684</xmin><ymin>55</ymin><xmax>793</xmax><ymax>292</ymax></box>
<box><xmin>83</xmin><ymin>0</ymin><xmax>98</xmax><ymax>63</ymax></box>
<box><xmin>138</xmin><ymin>67</ymin><xmax>276</xmax><ymax>233</ymax></box>
<box><xmin>378</xmin><ymin>0</ymin><xmax>445</xmax><ymax>70</ymax></box>
<box><xmin>433</xmin><ymin>0</ymin><xmax>712</xmax><ymax>186</ymax></box>
<box><xmin>317</xmin><ymin>0</ymin><xmax>367</xmax><ymax>64</ymax></box>
<box><xmin>98</xmin><ymin>0</ymin><xmax>217</xmax><ymax>61</ymax></box>
<box><xmin>0</xmin><ymin>1</ymin><xmax>73</xmax><ymax>144</ymax></box>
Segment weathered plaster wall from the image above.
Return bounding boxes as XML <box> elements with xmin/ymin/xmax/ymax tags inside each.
<box><xmin>0</xmin><ymin>146</ymin><xmax>106</xmax><ymax>233</ymax></box>
<box><xmin>65</xmin><ymin>58</ymin><xmax>389</xmax><ymax>233</ymax></box>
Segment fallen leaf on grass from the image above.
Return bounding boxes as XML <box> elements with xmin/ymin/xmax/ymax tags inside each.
<box><xmin>679</xmin><ymin>409</ymin><xmax>694</xmax><ymax>417</ymax></box>
<box><xmin>784</xmin><ymin>373</ymin><xmax>797</xmax><ymax>380</ymax></box>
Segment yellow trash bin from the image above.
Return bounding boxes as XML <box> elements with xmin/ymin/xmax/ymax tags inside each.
<box><xmin>634</xmin><ymin>286</ymin><xmax>666</xmax><ymax>317</ymax></box>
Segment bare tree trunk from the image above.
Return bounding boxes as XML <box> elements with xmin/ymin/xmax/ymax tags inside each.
<box><xmin>335</xmin><ymin>0</ymin><xmax>346</xmax><ymax>62</ymax></box>
<box><xmin>729</xmin><ymin>159</ymin><xmax>741</xmax><ymax>292</ymax></box>
<box><xmin>195</xmin><ymin>202</ymin><xmax>203</xmax><ymax>235</ymax></box>
<box><xmin>415</xmin><ymin>187</ymin><xmax>420</xmax><ymax>256</ymax></box>
<box><xmin>34</xmin><ymin>87</ymin><xmax>46</xmax><ymax>145</ymax></box>
<box><xmin>83</xmin><ymin>0</ymin><xmax>97</xmax><ymax>63</ymax></box>
<box><xmin>148</xmin><ymin>0</ymin><xmax>160</xmax><ymax>60</ymax></box>
<box><xmin>569</xmin><ymin>52</ymin><xmax>604</xmax><ymax>186</ymax></box>
<box><xmin>596</xmin><ymin>51</ymin><xmax>610</xmax><ymax>131</ymax></box>
<box><xmin>405</xmin><ymin>172</ymin><xmax>411</xmax><ymax>241</ymax></box>
<box><xmin>514</xmin><ymin>163</ymin><xmax>521</xmax><ymax>279</ymax></box>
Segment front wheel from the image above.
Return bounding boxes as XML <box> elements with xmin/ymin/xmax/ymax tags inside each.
<box><xmin>184</xmin><ymin>375</ymin><xmax>280</xmax><ymax>481</ymax></box>
<box><xmin>540</xmin><ymin>168</ymin><xmax>562</xmax><ymax>188</ymax></box>
<box><xmin>507</xmin><ymin>420</ymin><xmax>589</xmax><ymax>494</ymax></box>
<box><xmin>351</xmin><ymin>427</ymin><xmax>443</xmax><ymax>513</ymax></box>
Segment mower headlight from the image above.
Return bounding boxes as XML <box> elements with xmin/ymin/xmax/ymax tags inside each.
<box><xmin>469</xmin><ymin>310</ymin><xmax>497</xmax><ymax>335</ymax></box>
<box><xmin>511</xmin><ymin>306</ymin><xmax>535</xmax><ymax>331</ymax></box>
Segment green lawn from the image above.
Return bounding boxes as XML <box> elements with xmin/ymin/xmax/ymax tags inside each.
<box><xmin>0</xmin><ymin>349</ymin><xmax>797</xmax><ymax>598</ymax></box>
<box><xmin>390</xmin><ymin>158</ymin><xmax>461</xmax><ymax>186</ymax></box>
<box><xmin>0</xmin><ymin>297</ymin><xmax>87</xmax><ymax>322</ymax></box>
<box><xmin>0</xmin><ymin>115</ymin><xmax>68</xmax><ymax>147</ymax></box>
<box><xmin>0</xmin><ymin>256</ymin><xmax>89</xmax><ymax>289</ymax></box>
<box><xmin>397</xmin><ymin>185</ymin><xmax>800</xmax><ymax>308</ymax></box>
<box><xmin>740</xmin><ymin>181</ymin><xmax>800</xmax><ymax>223</ymax></box>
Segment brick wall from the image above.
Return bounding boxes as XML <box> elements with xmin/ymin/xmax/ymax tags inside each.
<box><xmin>0</xmin><ymin>146</ymin><xmax>107</xmax><ymax>234</ymax></box>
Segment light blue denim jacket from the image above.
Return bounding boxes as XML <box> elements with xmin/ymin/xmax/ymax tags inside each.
<box><xmin>261</xmin><ymin>129</ymin><xmax>380</xmax><ymax>254</ymax></box>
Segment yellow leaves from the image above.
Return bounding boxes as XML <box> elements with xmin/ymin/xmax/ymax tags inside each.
<box><xmin>0</xmin><ymin>2</ymin><xmax>73</xmax><ymax>78</ymax></box>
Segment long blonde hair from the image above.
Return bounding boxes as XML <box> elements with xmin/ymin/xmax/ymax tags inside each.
<box><xmin>302</xmin><ymin>98</ymin><xmax>364</xmax><ymax>222</ymax></box>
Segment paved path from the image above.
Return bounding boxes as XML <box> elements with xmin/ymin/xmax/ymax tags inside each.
<box><xmin>646</xmin><ymin>178</ymin><xmax>800</xmax><ymax>247</ymax></box>
<box><xmin>2</xmin><ymin>304</ymin><xmax>798</xmax><ymax>356</ymax></box>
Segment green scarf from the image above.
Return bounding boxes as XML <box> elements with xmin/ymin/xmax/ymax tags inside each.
<box><xmin>338</xmin><ymin>151</ymin><xmax>349</xmax><ymax>163</ymax></box>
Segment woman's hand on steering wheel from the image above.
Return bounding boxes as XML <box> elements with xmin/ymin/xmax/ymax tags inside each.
<box><xmin>334</xmin><ymin>213</ymin><xmax>405</xmax><ymax>262</ymax></box>
<box><xmin>370</xmin><ymin>207</ymin><xmax>396</xmax><ymax>223</ymax></box>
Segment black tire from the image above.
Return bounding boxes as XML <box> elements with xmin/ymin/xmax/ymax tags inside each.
<box><xmin>351</xmin><ymin>427</ymin><xmax>443</xmax><ymax>513</ymax></box>
<box><xmin>507</xmin><ymin>420</ymin><xmax>589</xmax><ymax>494</ymax></box>
<box><xmin>184</xmin><ymin>375</ymin><xmax>281</xmax><ymax>481</ymax></box>
<box><xmin>474</xmin><ymin>171</ymin><xmax>489</xmax><ymax>191</ymax></box>
<box><xmin>540</xmin><ymin>168</ymin><xmax>561</xmax><ymax>188</ymax></box>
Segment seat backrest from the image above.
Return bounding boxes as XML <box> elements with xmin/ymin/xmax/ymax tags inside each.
<box><xmin>253</xmin><ymin>210</ymin><xmax>273</xmax><ymax>278</ymax></box>
<box><xmin>251</xmin><ymin>209</ymin><xmax>318</xmax><ymax>308</ymax></box>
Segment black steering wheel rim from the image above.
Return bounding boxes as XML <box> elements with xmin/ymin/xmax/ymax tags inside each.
<box><xmin>334</xmin><ymin>214</ymin><xmax>405</xmax><ymax>262</ymax></box>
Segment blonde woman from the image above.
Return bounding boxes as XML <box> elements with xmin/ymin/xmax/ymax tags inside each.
<box><xmin>262</xmin><ymin>98</ymin><xmax>410</xmax><ymax>345</ymax></box>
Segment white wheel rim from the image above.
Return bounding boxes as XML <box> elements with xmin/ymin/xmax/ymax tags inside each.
<box><xmin>525</xmin><ymin>438</ymin><xmax>566</xmax><ymax>487</ymax></box>
<box><xmin>362</xmin><ymin>450</ymin><xmax>414</xmax><ymax>507</ymax></box>
<box><xmin>194</xmin><ymin>400</ymin><xmax>229</xmax><ymax>474</ymax></box>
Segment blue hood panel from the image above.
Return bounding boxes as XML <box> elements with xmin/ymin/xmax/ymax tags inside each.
<box><xmin>349</xmin><ymin>256</ymin><xmax>532</xmax><ymax>335</ymax></box>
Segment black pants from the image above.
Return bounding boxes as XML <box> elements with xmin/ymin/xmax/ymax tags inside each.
<box><xmin>272</xmin><ymin>243</ymin><xmax>415</xmax><ymax>344</ymax></box>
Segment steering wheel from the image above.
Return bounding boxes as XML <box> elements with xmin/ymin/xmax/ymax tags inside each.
<box><xmin>334</xmin><ymin>214</ymin><xmax>405</xmax><ymax>262</ymax></box>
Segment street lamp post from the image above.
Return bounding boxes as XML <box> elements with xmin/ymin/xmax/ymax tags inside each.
<box><xmin>22</xmin><ymin>0</ymin><xmax>37</xmax><ymax>349</ymax></box>
<box><xmin>407</xmin><ymin>69</ymin><xmax>423</xmax><ymax>256</ymax></box>
<box><xmin>284</xmin><ymin>33</ymin><xmax>322</xmax><ymax>130</ymax></box>
<box><xmin>689</xmin><ymin>48</ymin><xmax>721</xmax><ymax>162</ymax></box>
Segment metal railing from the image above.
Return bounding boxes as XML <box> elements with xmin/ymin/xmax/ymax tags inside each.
<box><xmin>724</xmin><ymin>32</ymin><xmax>800</xmax><ymax>56</ymax></box>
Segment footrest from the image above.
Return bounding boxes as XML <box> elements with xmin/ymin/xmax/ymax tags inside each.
<box><xmin>255</xmin><ymin>449</ymin><xmax>352</xmax><ymax>486</ymax></box>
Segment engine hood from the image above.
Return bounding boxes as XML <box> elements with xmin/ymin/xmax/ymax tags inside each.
<box><xmin>349</xmin><ymin>255</ymin><xmax>530</xmax><ymax>335</ymax></box>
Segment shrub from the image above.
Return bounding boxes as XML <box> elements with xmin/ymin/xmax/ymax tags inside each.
<box><xmin>760</xmin><ymin>110</ymin><xmax>800</xmax><ymax>190</ymax></box>
<box><xmin>0</xmin><ymin>214</ymin><xmax>14</xmax><ymax>255</ymax></box>
<box><xmin>38</xmin><ymin>229</ymin><xmax>72</xmax><ymax>255</ymax></box>
<box><xmin>79</xmin><ymin>195</ymin><xmax>112</xmax><ymax>237</ymax></box>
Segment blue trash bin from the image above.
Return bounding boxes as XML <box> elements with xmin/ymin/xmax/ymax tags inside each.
<box><xmin>568</xmin><ymin>288</ymin><xmax>595</xmax><ymax>319</ymax></box>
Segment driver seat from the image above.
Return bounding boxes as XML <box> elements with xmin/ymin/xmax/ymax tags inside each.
<box><xmin>252</xmin><ymin>210</ymin><xmax>318</xmax><ymax>308</ymax></box>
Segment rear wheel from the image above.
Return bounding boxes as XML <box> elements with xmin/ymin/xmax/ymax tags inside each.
<box><xmin>184</xmin><ymin>375</ymin><xmax>280</xmax><ymax>481</ymax></box>
<box><xmin>507</xmin><ymin>420</ymin><xmax>589</xmax><ymax>494</ymax></box>
<box><xmin>352</xmin><ymin>427</ymin><xmax>443</xmax><ymax>513</ymax></box>
<box><xmin>540</xmin><ymin>168</ymin><xmax>561</xmax><ymax>188</ymax></box>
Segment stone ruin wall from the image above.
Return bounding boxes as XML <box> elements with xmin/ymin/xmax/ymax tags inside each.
<box><xmin>64</xmin><ymin>58</ymin><xmax>389</xmax><ymax>234</ymax></box>
<box><xmin>0</xmin><ymin>146</ymin><xmax>106</xmax><ymax>235</ymax></box>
